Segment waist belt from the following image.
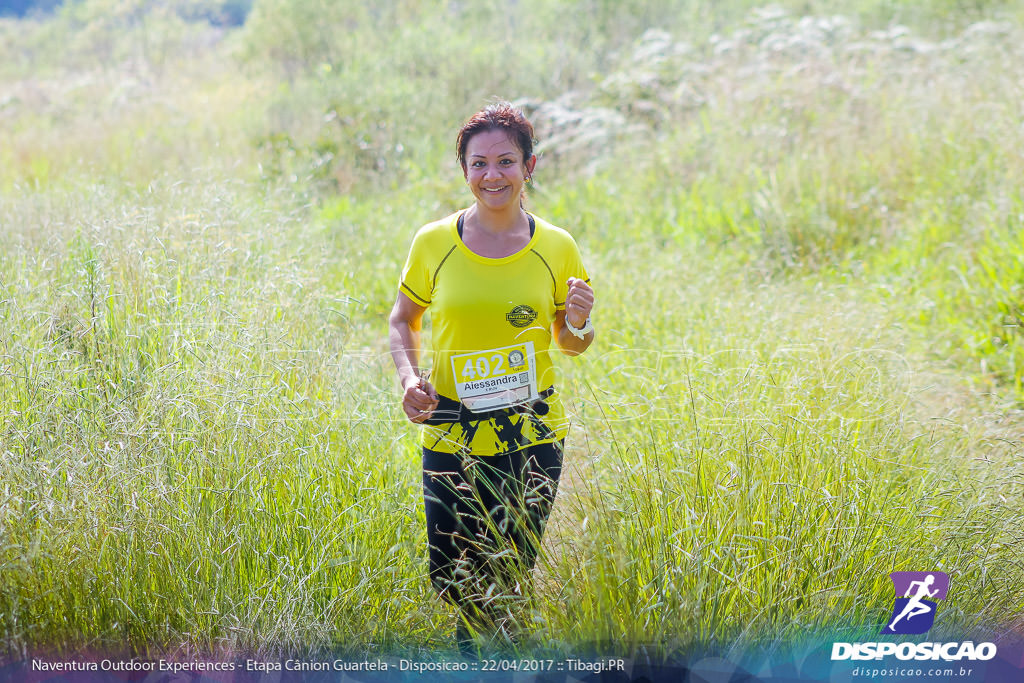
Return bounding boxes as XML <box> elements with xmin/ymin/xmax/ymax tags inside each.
<box><xmin>422</xmin><ymin>387</ymin><xmax>555</xmax><ymax>425</ymax></box>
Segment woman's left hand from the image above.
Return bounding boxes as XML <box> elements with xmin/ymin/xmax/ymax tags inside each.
<box><xmin>565</xmin><ymin>277</ymin><xmax>594</xmax><ymax>328</ymax></box>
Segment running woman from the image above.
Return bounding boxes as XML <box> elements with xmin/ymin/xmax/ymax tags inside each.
<box><xmin>388</xmin><ymin>102</ymin><xmax>595</xmax><ymax>653</ymax></box>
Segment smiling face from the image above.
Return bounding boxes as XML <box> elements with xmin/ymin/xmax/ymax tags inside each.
<box><xmin>463</xmin><ymin>129</ymin><xmax>537</xmax><ymax>214</ymax></box>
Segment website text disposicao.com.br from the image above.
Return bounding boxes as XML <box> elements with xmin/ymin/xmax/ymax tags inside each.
<box><xmin>851</xmin><ymin>665</ymin><xmax>977</xmax><ymax>679</ymax></box>
<box><xmin>835</xmin><ymin>640</ymin><xmax>997</xmax><ymax>680</ymax></box>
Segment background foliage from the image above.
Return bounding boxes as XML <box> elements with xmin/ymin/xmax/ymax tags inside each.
<box><xmin>1</xmin><ymin>0</ymin><xmax>1022</xmax><ymax>663</ymax></box>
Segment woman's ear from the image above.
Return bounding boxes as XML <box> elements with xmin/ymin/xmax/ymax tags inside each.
<box><xmin>525</xmin><ymin>154</ymin><xmax>537</xmax><ymax>177</ymax></box>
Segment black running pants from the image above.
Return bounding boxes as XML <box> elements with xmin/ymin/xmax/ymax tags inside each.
<box><xmin>422</xmin><ymin>440</ymin><xmax>564</xmax><ymax>612</ymax></box>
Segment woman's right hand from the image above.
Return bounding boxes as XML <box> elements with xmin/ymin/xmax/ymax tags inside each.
<box><xmin>401</xmin><ymin>376</ymin><xmax>439</xmax><ymax>423</ymax></box>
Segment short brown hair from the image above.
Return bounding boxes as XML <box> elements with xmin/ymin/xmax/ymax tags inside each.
<box><xmin>456</xmin><ymin>102</ymin><xmax>536</xmax><ymax>173</ymax></box>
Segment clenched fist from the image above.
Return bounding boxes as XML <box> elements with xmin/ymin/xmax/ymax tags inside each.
<box><xmin>565</xmin><ymin>277</ymin><xmax>594</xmax><ymax>328</ymax></box>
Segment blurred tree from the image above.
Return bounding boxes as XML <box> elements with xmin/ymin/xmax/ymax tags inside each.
<box><xmin>0</xmin><ymin>0</ymin><xmax>252</xmax><ymax>25</ymax></box>
<box><xmin>242</xmin><ymin>0</ymin><xmax>373</xmax><ymax>79</ymax></box>
<box><xmin>0</xmin><ymin>0</ymin><xmax>63</xmax><ymax>18</ymax></box>
<box><xmin>177</xmin><ymin>0</ymin><xmax>253</xmax><ymax>26</ymax></box>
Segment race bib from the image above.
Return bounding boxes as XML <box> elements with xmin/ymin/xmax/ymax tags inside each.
<box><xmin>451</xmin><ymin>342</ymin><xmax>539</xmax><ymax>412</ymax></box>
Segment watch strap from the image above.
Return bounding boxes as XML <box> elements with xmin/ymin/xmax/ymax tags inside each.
<box><xmin>565</xmin><ymin>315</ymin><xmax>593</xmax><ymax>339</ymax></box>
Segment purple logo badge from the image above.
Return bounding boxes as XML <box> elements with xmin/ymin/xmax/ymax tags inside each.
<box><xmin>882</xmin><ymin>571</ymin><xmax>950</xmax><ymax>635</ymax></box>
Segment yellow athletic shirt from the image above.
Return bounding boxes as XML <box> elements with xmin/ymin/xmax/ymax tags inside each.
<box><xmin>399</xmin><ymin>210</ymin><xmax>590</xmax><ymax>456</ymax></box>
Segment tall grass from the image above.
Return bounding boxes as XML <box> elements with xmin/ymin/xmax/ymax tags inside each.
<box><xmin>1</xmin><ymin>0</ymin><xmax>1022</xmax><ymax>662</ymax></box>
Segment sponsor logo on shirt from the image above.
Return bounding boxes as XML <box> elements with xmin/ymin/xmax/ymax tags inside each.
<box><xmin>506</xmin><ymin>304</ymin><xmax>538</xmax><ymax>328</ymax></box>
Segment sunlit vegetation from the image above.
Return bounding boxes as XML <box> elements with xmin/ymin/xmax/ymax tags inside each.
<box><xmin>1</xmin><ymin>0</ymin><xmax>1022</xmax><ymax>662</ymax></box>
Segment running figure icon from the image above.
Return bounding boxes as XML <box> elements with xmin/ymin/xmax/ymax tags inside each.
<box><xmin>886</xmin><ymin>574</ymin><xmax>938</xmax><ymax>632</ymax></box>
<box><xmin>882</xmin><ymin>571</ymin><xmax>949</xmax><ymax>635</ymax></box>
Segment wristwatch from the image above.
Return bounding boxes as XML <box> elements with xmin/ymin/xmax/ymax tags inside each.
<box><xmin>565</xmin><ymin>315</ymin><xmax>593</xmax><ymax>339</ymax></box>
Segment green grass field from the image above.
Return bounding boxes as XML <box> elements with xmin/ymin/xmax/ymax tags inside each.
<box><xmin>1</xmin><ymin>0</ymin><xmax>1022</xmax><ymax>662</ymax></box>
